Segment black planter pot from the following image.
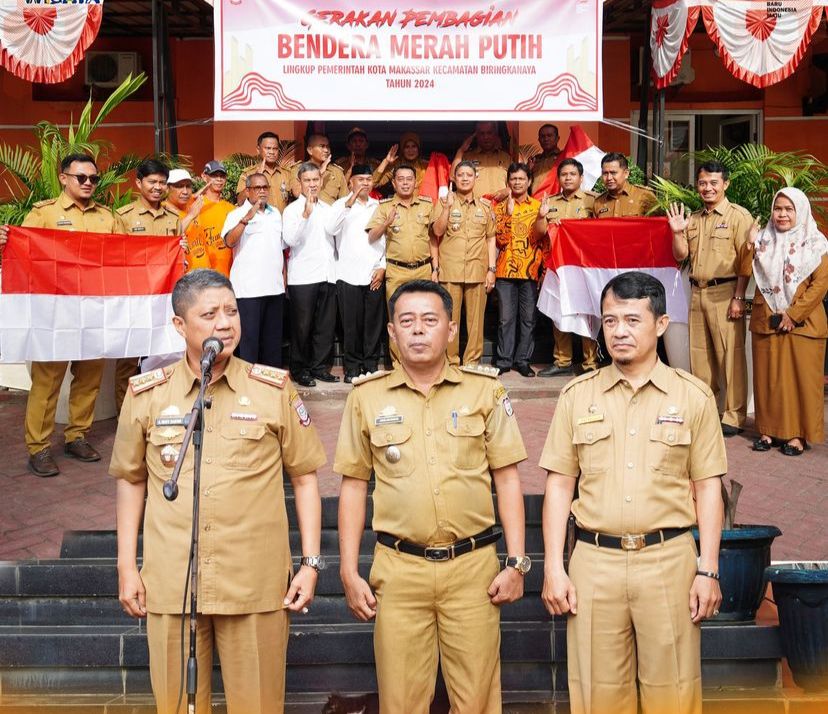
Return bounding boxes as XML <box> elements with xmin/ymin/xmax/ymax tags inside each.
<box><xmin>693</xmin><ymin>524</ymin><xmax>782</xmax><ymax>622</ymax></box>
<box><xmin>765</xmin><ymin>562</ymin><xmax>828</xmax><ymax>693</ymax></box>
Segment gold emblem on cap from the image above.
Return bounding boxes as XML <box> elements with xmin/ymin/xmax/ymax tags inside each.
<box><xmin>385</xmin><ymin>445</ymin><xmax>401</xmax><ymax>463</ymax></box>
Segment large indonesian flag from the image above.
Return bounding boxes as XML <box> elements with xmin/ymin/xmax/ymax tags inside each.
<box><xmin>537</xmin><ymin>217</ymin><xmax>689</xmax><ymax>339</ymax></box>
<box><xmin>532</xmin><ymin>125</ymin><xmax>605</xmax><ymax>198</ymax></box>
<box><xmin>0</xmin><ymin>227</ymin><xmax>185</xmax><ymax>362</ymax></box>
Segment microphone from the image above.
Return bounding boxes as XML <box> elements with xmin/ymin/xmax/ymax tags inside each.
<box><xmin>200</xmin><ymin>336</ymin><xmax>224</xmax><ymax>373</ymax></box>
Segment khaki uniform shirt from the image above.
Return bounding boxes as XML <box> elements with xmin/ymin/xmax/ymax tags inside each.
<box><xmin>686</xmin><ymin>198</ymin><xmax>754</xmax><ymax>282</ymax></box>
<box><xmin>22</xmin><ymin>193</ymin><xmax>117</xmax><ymax>233</ymax></box>
<box><xmin>236</xmin><ymin>164</ymin><xmax>291</xmax><ymax>213</ymax></box>
<box><xmin>539</xmin><ymin>361</ymin><xmax>726</xmax><ymax>534</ymax></box>
<box><xmin>530</xmin><ymin>152</ymin><xmax>560</xmax><ymax>194</ymax></box>
<box><xmin>289</xmin><ymin>161</ymin><xmax>348</xmax><ymax>205</ymax></box>
<box><xmin>114</xmin><ymin>200</ymin><xmax>180</xmax><ymax>236</ymax></box>
<box><xmin>594</xmin><ymin>183</ymin><xmax>656</xmax><ymax>218</ymax></box>
<box><xmin>333</xmin><ymin>362</ymin><xmax>527</xmax><ymax>545</ymax></box>
<box><xmin>366</xmin><ymin>195</ymin><xmax>433</xmax><ymax>264</ymax></box>
<box><xmin>373</xmin><ymin>158</ymin><xmax>429</xmax><ymax>192</ymax></box>
<box><xmin>431</xmin><ymin>195</ymin><xmax>495</xmax><ymax>283</ymax></box>
<box><xmin>464</xmin><ymin>148</ymin><xmax>511</xmax><ymax>197</ymax></box>
<box><xmin>334</xmin><ymin>155</ymin><xmax>381</xmax><ymax>174</ymax></box>
<box><xmin>109</xmin><ymin>356</ymin><xmax>326</xmax><ymax>614</ymax></box>
<box><xmin>545</xmin><ymin>190</ymin><xmax>595</xmax><ymax>221</ymax></box>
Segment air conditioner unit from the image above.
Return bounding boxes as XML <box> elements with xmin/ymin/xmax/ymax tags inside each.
<box><xmin>85</xmin><ymin>51</ymin><xmax>140</xmax><ymax>88</ymax></box>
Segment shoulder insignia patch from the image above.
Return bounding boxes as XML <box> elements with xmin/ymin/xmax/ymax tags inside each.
<box><xmin>479</xmin><ymin>197</ymin><xmax>492</xmax><ymax>206</ymax></box>
<box><xmin>32</xmin><ymin>198</ymin><xmax>57</xmax><ymax>208</ymax></box>
<box><xmin>249</xmin><ymin>364</ymin><xmax>288</xmax><ymax>388</ymax></box>
<box><xmin>559</xmin><ymin>367</ymin><xmax>602</xmax><ymax>395</ymax></box>
<box><xmin>460</xmin><ymin>364</ymin><xmax>500</xmax><ymax>378</ymax></box>
<box><xmin>379</xmin><ymin>197</ymin><xmax>394</xmax><ymax>204</ymax></box>
<box><xmin>116</xmin><ymin>204</ymin><xmax>135</xmax><ymax>215</ymax></box>
<box><xmin>418</xmin><ymin>195</ymin><xmax>433</xmax><ymax>203</ymax></box>
<box><xmin>351</xmin><ymin>370</ymin><xmax>390</xmax><ymax>386</ymax></box>
<box><xmin>585</xmin><ymin>189</ymin><xmax>600</xmax><ymax>198</ymax></box>
<box><xmin>129</xmin><ymin>368</ymin><xmax>168</xmax><ymax>395</ymax></box>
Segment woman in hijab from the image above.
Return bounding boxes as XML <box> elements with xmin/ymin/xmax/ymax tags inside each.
<box><xmin>372</xmin><ymin>132</ymin><xmax>429</xmax><ymax>194</ymax></box>
<box><xmin>750</xmin><ymin>187</ymin><xmax>828</xmax><ymax>455</ymax></box>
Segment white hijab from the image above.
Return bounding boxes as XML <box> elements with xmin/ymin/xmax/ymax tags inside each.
<box><xmin>753</xmin><ymin>187</ymin><xmax>828</xmax><ymax>314</ymax></box>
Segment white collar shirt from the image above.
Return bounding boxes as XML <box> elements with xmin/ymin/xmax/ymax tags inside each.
<box><xmin>326</xmin><ymin>194</ymin><xmax>385</xmax><ymax>286</ymax></box>
<box><xmin>282</xmin><ymin>195</ymin><xmax>336</xmax><ymax>285</ymax></box>
<box><xmin>221</xmin><ymin>201</ymin><xmax>285</xmax><ymax>298</ymax></box>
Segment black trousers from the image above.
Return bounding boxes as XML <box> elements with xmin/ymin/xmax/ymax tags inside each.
<box><xmin>289</xmin><ymin>281</ymin><xmax>337</xmax><ymax>376</ymax></box>
<box><xmin>336</xmin><ymin>280</ymin><xmax>386</xmax><ymax>375</ymax></box>
<box><xmin>236</xmin><ymin>294</ymin><xmax>284</xmax><ymax>368</ymax></box>
<box><xmin>495</xmin><ymin>278</ymin><xmax>538</xmax><ymax>369</ymax></box>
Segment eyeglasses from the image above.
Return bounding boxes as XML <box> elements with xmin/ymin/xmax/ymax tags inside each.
<box><xmin>64</xmin><ymin>173</ymin><xmax>101</xmax><ymax>185</ymax></box>
<box><xmin>249</xmin><ymin>184</ymin><xmax>270</xmax><ymax>190</ymax></box>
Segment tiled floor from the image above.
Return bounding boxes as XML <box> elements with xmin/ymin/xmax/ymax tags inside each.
<box><xmin>1</xmin><ymin>370</ymin><xmax>826</xmax><ymax>562</ymax></box>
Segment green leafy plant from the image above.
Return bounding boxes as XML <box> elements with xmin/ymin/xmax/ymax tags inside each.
<box><xmin>650</xmin><ymin>144</ymin><xmax>828</xmax><ymax>222</ymax></box>
<box><xmin>217</xmin><ymin>140</ymin><xmax>297</xmax><ymax>203</ymax></box>
<box><xmin>0</xmin><ymin>73</ymin><xmax>147</xmax><ymax>225</ymax></box>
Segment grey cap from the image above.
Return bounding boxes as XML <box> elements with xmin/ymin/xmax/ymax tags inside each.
<box><xmin>203</xmin><ymin>160</ymin><xmax>227</xmax><ymax>175</ymax></box>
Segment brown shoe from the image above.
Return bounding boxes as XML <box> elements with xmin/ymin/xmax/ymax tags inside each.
<box><xmin>64</xmin><ymin>438</ymin><xmax>101</xmax><ymax>462</ymax></box>
<box><xmin>29</xmin><ymin>448</ymin><xmax>60</xmax><ymax>478</ymax></box>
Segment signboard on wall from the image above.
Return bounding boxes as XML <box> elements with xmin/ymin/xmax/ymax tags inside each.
<box><xmin>214</xmin><ymin>0</ymin><xmax>603</xmax><ymax>121</ymax></box>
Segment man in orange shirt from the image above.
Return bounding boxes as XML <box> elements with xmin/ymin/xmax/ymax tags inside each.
<box><xmin>494</xmin><ymin>162</ymin><xmax>546</xmax><ymax>377</ymax></box>
<box><xmin>182</xmin><ymin>161</ymin><xmax>235</xmax><ymax>276</ymax></box>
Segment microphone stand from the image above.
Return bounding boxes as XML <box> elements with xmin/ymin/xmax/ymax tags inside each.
<box><xmin>163</xmin><ymin>360</ymin><xmax>213</xmax><ymax>714</ymax></box>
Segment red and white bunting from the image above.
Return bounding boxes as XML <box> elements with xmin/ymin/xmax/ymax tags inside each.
<box><xmin>0</xmin><ymin>1</ymin><xmax>103</xmax><ymax>84</ymax></box>
<box><xmin>651</xmin><ymin>0</ymin><xmax>701</xmax><ymax>89</ymax></box>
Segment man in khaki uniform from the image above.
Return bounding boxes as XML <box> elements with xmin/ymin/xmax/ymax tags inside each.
<box><xmin>536</xmin><ymin>158</ymin><xmax>599</xmax><ymax>377</ymax></box>
<box><xmin>452</xmin><ymin>121</ymin><xmax>512</xmax><ymax>200</ymax></box>
<box><xmin>289</xmin><ymin>132</ymin><xmax>348</xmax><ymax>205</ymax></box>
<box><xmin>334</xmin><ymin>126</ymin><xmax>381</xmax><ymax>175</ymax></box>
<box><xmin>336</xmin><ymin>280</ymin><xmax>529</xmax><ymax>714</ymax></box>
<box><xmin>593</xmin><ymin>152</ymin><xmax>656</xmax><ymax>218</ymax></box>
<box><xmin>0</xmin><ymin>153</ymin><xmax>117</xmax><ymax>477</ymax></box>
<box><xmin>236</xmin><ymin>131</ymin><xmax>291</xmax><ymax>212</ymax></box>
<box><xmin>112</xmin><ymin>269</ymin><xmax>324</xmax><ymax>714</ymax></box>
<box><xmin>668</xmin><ymin>161</ymin><xmax>753</xmax><ymax>435</ymax></box>
<box><xmin>541</xmin><ymin>271</ymin><xmax>725</xmax><ymax>714</ymax></box>
<box><xmin>529</xmin><ymin>123</ymin><xmax>561</xmax><ymax>195</ymax></box>
<box><xmin>366</xmin><ymin>164</ymin><xmax>436</xmax><ymax>363</ymax></box>
<box><xmin>431</xmin><ymin>160</ymin><xmax>497</xmax><ymax>366</ymax></box>
<box><xmin>113</xmin><ymin>159</ymin><xmax>181</xmax><ymax>413</ymax></box>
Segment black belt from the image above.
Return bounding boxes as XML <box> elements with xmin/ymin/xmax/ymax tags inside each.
<box><xmin>386</xmin><ymin>257</ymin><xmax>432</xmax><ymax>269</ymax></box>
<box><xmin>690</xmin><ymin>276</ymin><xmax>736</xmax><ymax>289</ymax></box>
<box><xmin>377</xmin><ymin>527</ymin><xmax>502</xmax><ymax>561</ymax></box>
<box><xmin>577</xmin><ymin>527</ymin><xmax>689</xmax><ymax>551</ymax></box>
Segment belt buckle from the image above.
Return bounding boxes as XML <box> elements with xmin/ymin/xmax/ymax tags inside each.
<box><xmin>621</xmin><ymin>533</ymin><xmax>646</xmax><ymax>551</ymax></box>
<box><xmin>424</xmin><ymin>546</ymin><xmax>452</xmax><ymax>561</ymax></box>
<box><xmin>697</xmin><ymin>279</ymin><xmax>709</xmax><ymax>289</ymax></box>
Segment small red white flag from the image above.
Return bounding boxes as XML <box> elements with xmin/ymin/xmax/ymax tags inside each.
<box><xmin>537</xmin><ymin>217</ymin><xmax>688</xmax><ymax>339</ymax></box>
<box><xmin>419</xmin><ymin>152</ymin><xmax>452</xmax><ymax>203</ymax></box>
<box><xmin>0</xmin><ymin>227</ymin><xmax>185</xmax><ymax>362</ymax></box>
<box><xmin>532</xmin><ymin>125</ymin><xmax>605</xmax><ymax>198</ymax></box>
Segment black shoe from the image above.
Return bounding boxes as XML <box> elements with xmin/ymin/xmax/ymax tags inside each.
<box><xmin>28</xmin><ymin>448</ymin><xmax>60</xmax><ymax>477</ymax></box>
<box><xmin>538</xmin><ymin>364</ymin><xmax>573</xmax><ymax>377</ymax></box>
<box><xmin>311</xmin><ymin>370</ymin><xmax>340</xmax><ymax>383</ymax></box>
<box><xmin>344</xmin><ymin>372</ymin><xmax>357</xmax><ymax>384</ymax></box>
<box><xmin>721</xmin><ymin>424</ymin><xmax>743</xmax><ymax>437</ymax></box>
<box><xmin>780</xmin><ymin>440</ymin><xmax>809</xmax><ymax>456</ymax></box>
<box><xmin>515</xmin><ymin>364</ymin><xmax>535</xmax><ymax>378</ymax></box>
<box><xmin>64</xmin><ymin>438</ymin><xmax>101</xmax><ymax>462</ymax></box>
<box><xmin>752</xmin><ymin>437</ymin><xmax>773</xmax><ymax>452</ymax></box>
<box><xmin>295</xmin><ymin>372</ymin><xmax>316</xmax><ymax>387</ymax></box>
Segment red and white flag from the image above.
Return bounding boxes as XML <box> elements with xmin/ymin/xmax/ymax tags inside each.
<box><xmin>532</xmin><ymin>125</ymin><xmax>605</xmax><ymax>198</ymax></box>
<box><xmin>0</xmin><ymin>227</ymin><xmax>185</xmax><ymax>362</ymax></box>
<box><xmin>419</xmin><ymin>152</ymin><xmax>452</xmax><ymax>203</ymax></box>
<box><xmin>537</xmin><ymin>217</ymin><xmax>688</xmax><ymax>339</ymax></box>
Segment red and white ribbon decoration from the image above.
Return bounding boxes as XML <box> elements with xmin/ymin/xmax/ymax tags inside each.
<box><xmin>0</xmin><ymin>1</ymin><xmax>103</xmax><ymax>83</ymax></box>
<box><xmin>651</xmin><ymin>0</ymin><xmax>701</xmax><ymax>89</ymax></box>
<box><xmin>701</xmin><ymin>0</ymin><xmax>824</xmax><ymax>89</ymax></box>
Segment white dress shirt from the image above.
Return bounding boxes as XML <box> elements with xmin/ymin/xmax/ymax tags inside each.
<box><xmin>282</xmin><ymin>196</ymin><xmax>336</xmax><ymax>285</ymax></box>
<box><xmin>326</xmin><ymin>194</ymin><xmax>385</xmax><ymax>286</ymax></box>
<box><xmin>221</xmin><ymin>201</ymin><xmax>285</xmax><ymax>298</ymax></box>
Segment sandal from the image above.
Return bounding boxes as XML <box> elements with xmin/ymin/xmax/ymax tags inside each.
<box><xmin>780</xmin><ymin>440</ymin><xmax>810</xmax><ymax>456</ymax></box>
<box><xmin>752</xmin><ymin>437</ymin><xmax>774</xmax><ymax>452</ymax></box>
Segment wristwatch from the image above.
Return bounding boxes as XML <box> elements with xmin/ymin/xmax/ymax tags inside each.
<box><xmin>487</xmin><ymin>265</ymin><xmax>497</xmax><ymax>273</ymax></box>
<box><xmin>300</xmin><ymin>555</ymin><xmax>326</xmax><ymax>572</ymax></box>
<box><xmin>504</xmin><ymin>555</ymin><xmax>532</xmax><ymax>575</ymax></box>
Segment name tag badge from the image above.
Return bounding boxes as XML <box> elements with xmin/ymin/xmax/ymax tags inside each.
<box><xmin>131</xmin><ymin>226</ymin><xmax>146</xmax><ymax>232</ymax></box>
<box><xmin>155</xmin><ymin>415</ymin><xmax>187</xmax><ymax>427</ymax></box>
<box><xmin>577</xmin><ymin>414</ymin><xmax>604</xmax><ymax>425</ymax></box>
<box><xmin>375</xmin><ymin>414</ymin><xmax>404</xmax><ymax>425</ymax></box>
<box><xmin>57</xmin><ymin>219</ymin><xmax>72</xmax><ymax>226</ymax></box>
<box><xmin>231</xmin><ymin>412</ymin><xmax>257</xmax><ymax>421</ymax></box>
<box><xmin>657</xmin><ymin>415</ymin><xmax>684</xmax><ymax>425</ymax></box>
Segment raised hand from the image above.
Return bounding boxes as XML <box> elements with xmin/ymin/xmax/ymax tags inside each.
<box><xmin>667</xmin><ymin>202</ymin><xmax>690</xmax><ymax>234</ymax></box>
<box><xmin>385</xmin><ymin>144</ymin><xmax>399</xmax><ymax>164</ymax></box>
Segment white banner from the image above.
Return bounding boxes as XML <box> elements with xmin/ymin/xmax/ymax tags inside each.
<box><xmin>214</xmin><ymin>0</ymin><xmax>603</xmax><ymax>121</ymax></box>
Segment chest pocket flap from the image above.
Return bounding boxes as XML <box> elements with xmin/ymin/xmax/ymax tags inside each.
<box><xmin>572</xmin><ymin>421</ymin><xmax>612</xmax><ymax>445</ymax></box>
<box><xmin>572</xmin><ymin>421</ymin><xmax>612</xmax><ymax>474</ymax></box>
<box><xmin>446</xmin><ymin>414</ymin><xmax>485</xmax><ymax>437</ymax></box>
<box><xmin>370</xmin><ymin>424</ymin><xmax>413</xmax><ymax>447</ymax></box>
<box><xmin>649</xmin><ymin>424</ymin><xmax>691</xmax><ymax>446</ymax></box>
<box><xmin>220</xmin><ymin>423</ymin><xmax>266</xmax><ymax>441</ymax></box>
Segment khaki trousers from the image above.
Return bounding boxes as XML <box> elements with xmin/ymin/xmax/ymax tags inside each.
<box><xmin>24</xmin><ymin>359</ymin><xmax>104</xmax><ymax>454</ymax></box>
<box><xmin>385</xmin><ymin>263</ymin><xmax>433</xmax><ymax>363</ymax></box>
<box><xmin>370</xmin><ymin>543</ymin><xmax>502</xmax><ymax>714</ymax></box>
<box><xmin>688</xmin><ymin>282</ymin><xmax>747</xmax><ymax>427</ymax></box>
<box><xmin>441</xmin><ymin>281</ymin><xmax>486</xmax><ymax>365</ymax></box>
<box><xmin>567</xmin><ymin>532</ymin><xmax>701</xmax><ymax>714</ymax></box>
<box><xmin>114</xmin><ymin>357</ymin><xmax>140</xmax><ymax>415</ymax></box>
<box><xmin>552</xmin><ymin>325</ymin><xmax>598</xmax><ymax>370</ymax></box>
<box><xmin>146</xmin><ymin>610</ymin><xmax>289</xmax><ymax>714</ymax></box>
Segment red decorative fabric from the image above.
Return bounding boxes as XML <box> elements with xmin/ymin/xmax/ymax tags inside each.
<box><xmin>650</xmin><ymin>0</ymin><xmax>700</xmax><ymax>90</ymax></box>
<box><xmin>0</xmin><ymin>3</ymin><xmax>103</xmax><ymax>84</ymax></box>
